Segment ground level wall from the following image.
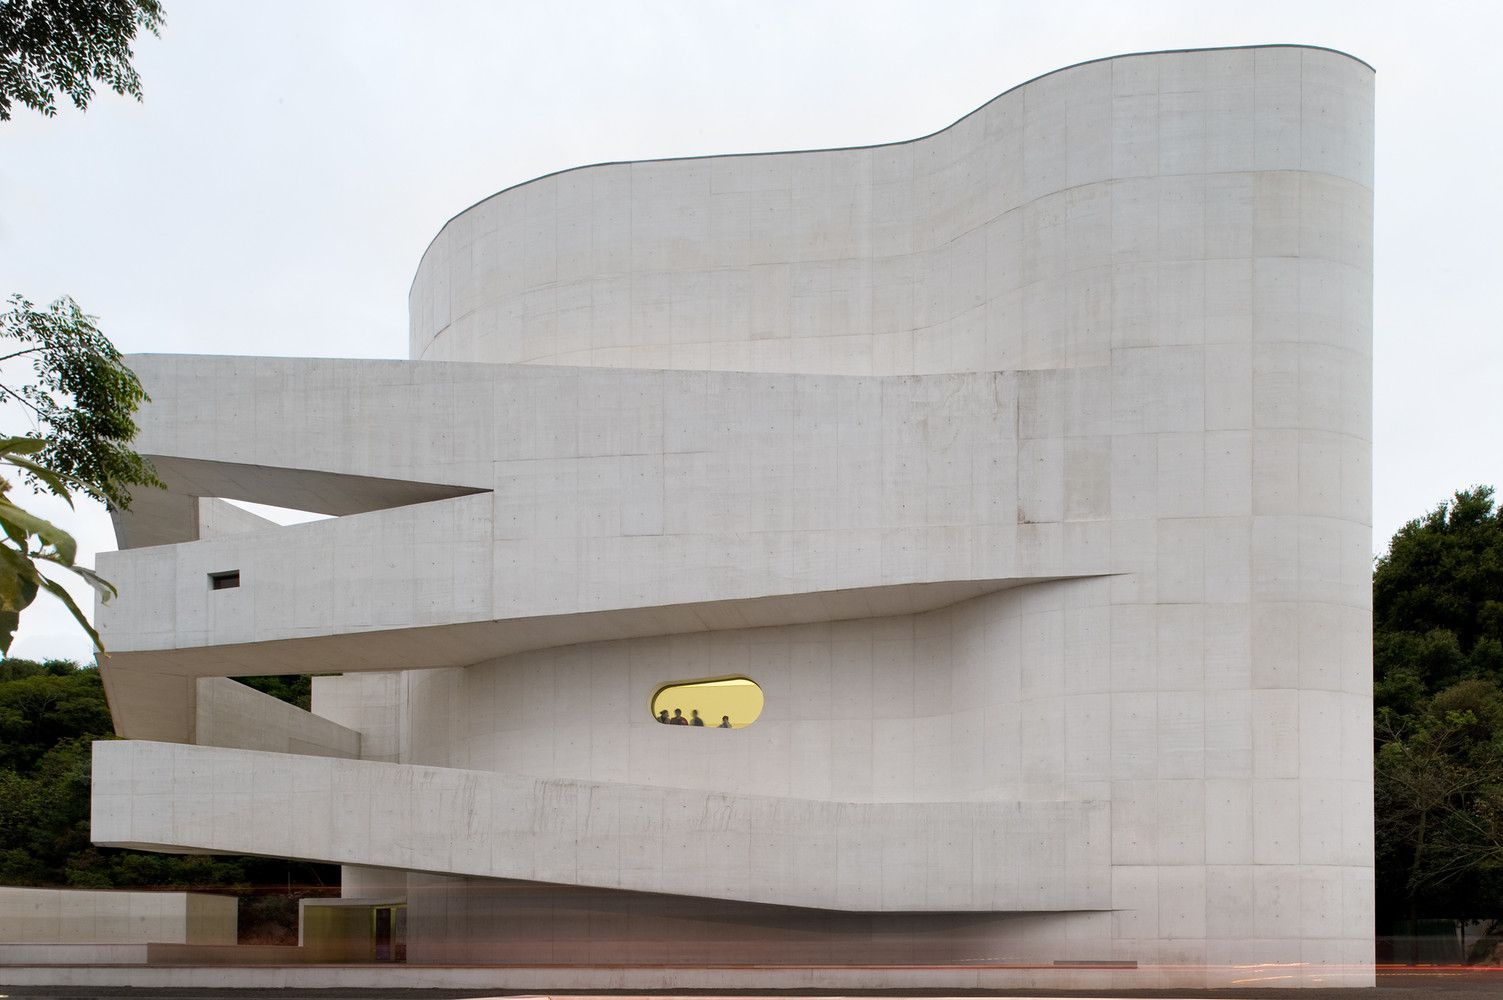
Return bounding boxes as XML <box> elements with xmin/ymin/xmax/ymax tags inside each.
<box><xmin>0</xmin><ymin>888</ymin><xmax>236</xmax><ymax>946</ymax></box>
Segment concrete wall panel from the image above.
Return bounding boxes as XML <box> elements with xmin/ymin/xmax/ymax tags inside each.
<box><xmin>0</xmin><ymin>888</ymin><xmax>235</xmax><ymax>946</ymax></box>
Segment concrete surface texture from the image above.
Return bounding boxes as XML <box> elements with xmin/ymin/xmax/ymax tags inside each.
<box><xmin>82</xmin><ymin>44</ymin><xmax>1374</xmax><ymax>988</ymax></box>
<box><xmin>0</xmin><ymin>887</ymin><xmax>236</xmax><ymax>946</ymax></box>
<box><xmin>93</xmin><ymin>739</ymin><xmax>1109</xmax><ymax>913</ymax></box>
<box><xmin>194</xmin><ymin>676</ymin><xmax>361</xmax><ymax>758</ymax></box>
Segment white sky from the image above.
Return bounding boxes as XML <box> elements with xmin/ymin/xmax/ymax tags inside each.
<box><xmin>2</xmin><ymin>0</ymin><xmax>1500</xmax><ymax>662</ymax></box>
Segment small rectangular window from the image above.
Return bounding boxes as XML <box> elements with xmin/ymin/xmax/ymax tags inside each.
<box><xmin>209</xmin><ymin>570</ymin><xmax>240</xmax><ymax>590</ymax></box>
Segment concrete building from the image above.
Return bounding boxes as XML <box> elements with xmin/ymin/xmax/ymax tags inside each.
<box><xmin>83</xmin><ymin>44</ymin><xmax>1373</xmax><ymax>988</ymax></box>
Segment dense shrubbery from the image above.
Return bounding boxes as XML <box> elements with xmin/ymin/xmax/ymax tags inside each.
<box><xmin>1373</xmin><ymin>487</ymin><xmax>1503</xmax><ymax>945</ymax></box>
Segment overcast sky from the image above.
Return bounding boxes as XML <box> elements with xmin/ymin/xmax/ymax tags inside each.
<box><xmin>2</xmin><ymin>0</ymin><xmax>1500</xmax><ymax>662</ymax></box>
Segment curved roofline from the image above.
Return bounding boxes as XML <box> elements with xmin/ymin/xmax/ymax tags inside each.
<box><xmin>408</xmin><ymin>42</ymin><xmax>1371</xmax><ymax>297</ymax></box>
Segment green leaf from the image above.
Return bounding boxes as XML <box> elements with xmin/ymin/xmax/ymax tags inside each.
<box><xmin>0</xmin><ymin>608</ymin><xmax>18</xmax><ymax>654</ymax></box>
<box><xmin>35</xmin><ymin>557</ymin><xmax>116</xmax><ymax>601</ymax></box>
<box><xmin>37</xmin><ymin>577</ymin><xmax>102</xmax><ymax>653</ymax></box>
<box><xmin>0</xmin><ymin>497</ymin><xmax>77</xmax><ymax>564</ymax></box>
<box><xmin>0</xmin><ymin>454</ymin><xmax>76</xmax><ymax>506</ymax></box>
<box><xmin>0</xmin><ymin>436</ymin><xmax>48</xmax><ymax>457</ymax></box>
<box><xmin>0</xmin><ymin>544</ymin><xmax>41</xmax><ymax>613</ymax></box>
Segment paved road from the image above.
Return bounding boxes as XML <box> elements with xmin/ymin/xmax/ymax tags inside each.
<box><xmin>3</xmin><ymin>969</ymin><xmax>1503</xmax><ymax>1000</ymax></box>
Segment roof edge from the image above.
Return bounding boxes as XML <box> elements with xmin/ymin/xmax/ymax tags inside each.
<box><xmin>408</xmin><ymin>42</ymin><xmax>1372</xmax><ymax>298</ymax></box>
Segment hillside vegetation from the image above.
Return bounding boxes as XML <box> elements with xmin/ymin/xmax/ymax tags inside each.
<box><xmin>1373</xmin><ymin>487</ymin><xmax>1503</xmax><ymax>957</ymax></box>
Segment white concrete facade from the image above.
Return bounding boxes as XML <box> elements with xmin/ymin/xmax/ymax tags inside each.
<box><xmin>85</xmin><ymin>45</ymin><xmax>1374</xmax><ymax>987</ymax></box>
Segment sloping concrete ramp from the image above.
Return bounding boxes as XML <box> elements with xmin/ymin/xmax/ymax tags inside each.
<box><xmin>92</xmin><ymin>740</ymin><xmax>1108</xmax><ymax>913</ymax></box>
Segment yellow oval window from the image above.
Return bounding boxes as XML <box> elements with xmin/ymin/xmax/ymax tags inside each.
<box><xmin>651</xmin><ymin>676</ymin><xmax>763</xmax><ymax>729</ymax></box>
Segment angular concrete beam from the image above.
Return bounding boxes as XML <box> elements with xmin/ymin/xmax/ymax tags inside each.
<box><xmin>194</xmin><ymin>678</ymin><xmax>360</xmax><ymax>759</ymax></box>
<box><xmin>97</xmin><ymin>576</ymin><xmax>1065</xmax><ymax>740</ymax></box>
<box><xmin>114</xmin><ymin>456</ymin><xmax>488</xmax><ymax>549</ymax></box>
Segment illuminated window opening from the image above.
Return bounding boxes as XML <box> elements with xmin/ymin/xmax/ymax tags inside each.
<box><xmin>651</xmin><ymin>676</ymin><xmax>763</xmax><ymax>729</ymax></box>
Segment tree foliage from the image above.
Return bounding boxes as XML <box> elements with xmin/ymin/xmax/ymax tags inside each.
<box><xmin>0</xmin><ymin>294</ymin><xmax>162</xmax><ymax>653</ymax></box>
<box><xmin>237</xmin><ymin>674</ymin><xmax>313</xmax><ymax>711</ymax></box>
<box><xmin>0</xmin><ymin>655</ymin><xmax>112</xmax><ymax>770</ymax></box>
<box><xmin>0</xmin><ymin>0</ymin><xmax>164</xmax><ymax>121</ymax></box>
<box><xmin>1</xmin><ymin>294</ymin><xmax>161</xmax><ymax>510</ymax></box>
<box><xmin>1374</xmin><ymin>486</ymin><xmax>1503</xmax><ymax>927</ymax></box>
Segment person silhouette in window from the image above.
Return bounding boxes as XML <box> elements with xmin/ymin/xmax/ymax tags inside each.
<box><xmin>718</xmin><ymin>715</ymin><xmax>732</xmax><ymax>729</ymax></box>
<box><xmin>690</xmin><ymin>709</ymin><xmax>705</xmax><ymax>727</ymax></box>
<box><xmin>670</xmin><ymin>708</ymin><xmax>689</xmax><ymax>725</ymax></box>
<box><xmin>657</xmin><ymin>709</ymin><xmax>670</xmax><ymax>724</ymax></box>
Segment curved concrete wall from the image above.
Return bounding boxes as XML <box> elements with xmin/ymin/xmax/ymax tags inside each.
<box><xmin>409</xmin><ymin>577</ymin><xmax>1323</xmax><ymax>809</ymax></box>
<box><xmin>411</xmin><ymin>46</ymin><xmax>1371</xmax><ymax>378</ymax></box>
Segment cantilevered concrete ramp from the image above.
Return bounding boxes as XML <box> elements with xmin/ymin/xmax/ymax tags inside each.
<box><xmin>93</xmin><ymin>740</ymin><xmax>1109</xmax><ymax>913</ymax></box>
